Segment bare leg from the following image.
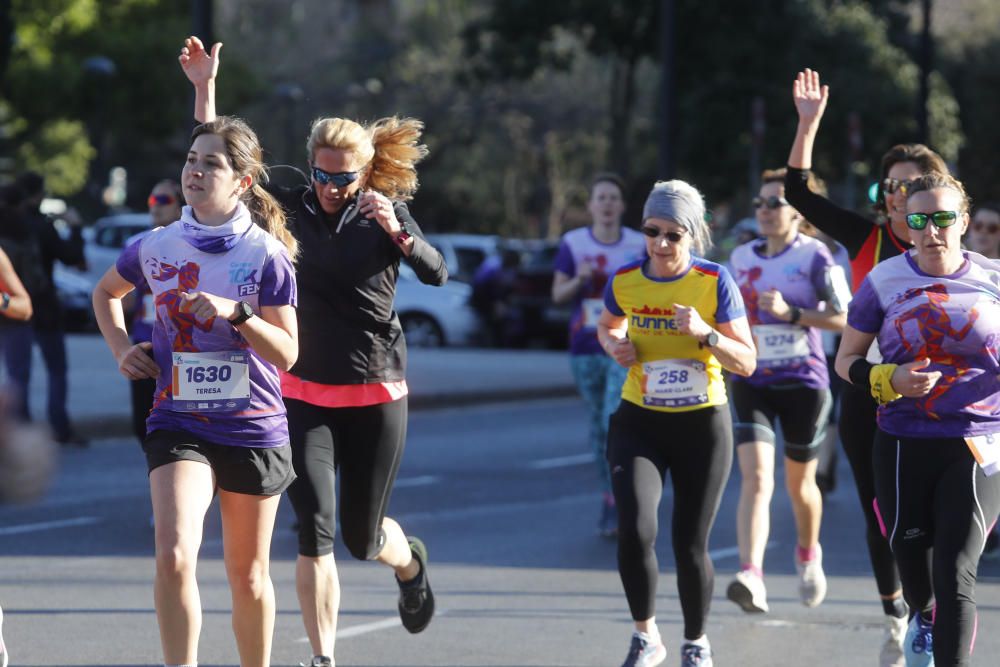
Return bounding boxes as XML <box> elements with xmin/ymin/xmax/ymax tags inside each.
<box><xmin>150</xmin><ymin>461</ymin><xmax>215</xmax><ymax>666</ymax></box>
<box><xmin>736</xmin><ymin>442</ymin><xmax>775</xmax><ymax>568</ymax></box>
<box><xmin>296</xmin><ymin>554</ymin><xmax>339</xmax><ymax>660</ymax></box>
<box><xmin>785</xmin><ymin>458</ymin><xmax>822</xmax><ymax>549</ymax></box>
<box><xmin>375</xmin><ymin>517</ymin><xmax>419</xmax><ymax>581</ymax></box>
<box><xmin>220</xmin><ymin>489</ymin><xmax>282</xmax><ymax>667</ymax></box>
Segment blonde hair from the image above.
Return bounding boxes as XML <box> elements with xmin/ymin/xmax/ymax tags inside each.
<box><xmin>191</xmin><ymin>118</ymin><xmax>298</xmax><ymax>259</ymax></box>
<box><xmin>307</xmin><ymin>116</ymin><xmax>428</xmax><ymax>201</ymax></box>
<box><xmin>905</xmin><ymin>173</ymin><xmax>972</xmax><ymax>214</ymax></box>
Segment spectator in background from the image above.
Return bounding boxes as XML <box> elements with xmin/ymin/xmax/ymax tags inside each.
<box><xmin>965</xmin><ymin>202</ymin><xmax>1000</xmax><ymax>260</ymax></box>
<box><xmin>551</xmin><ymin>173</ymin><xmax>646</xmax><ymax>537</ymax></box>
<box><xmin>122</xmin><ymin>180</ymin><xmax>184</xmax><ymax>444</ymax></box>
<box><xmin>5</xmin><ymin>172</ymin><xmax>88</xmax><ymax>447</ymax></box>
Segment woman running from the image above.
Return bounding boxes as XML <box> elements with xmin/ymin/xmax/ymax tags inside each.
<box><xmin>598</xmin><ymin>180</ymin><xmax>756</xmax><ymax>667</ymax></box>
<box><xmin>726</xmin><ymin>168</ymin><xmax>850</xmax><ymax>613</ymax></box>
<box><xmin>786</xmin><ymin>67</ymin><xmax>950</xmax><ymax>666</ymax></box>
<box><xmin>93</xmin><ymin>116</ymin><xmax>299</xmax><ymax>667</ymax></box>
<box><xmin>551</xmin><ymin>172</ymin><xmax>646</xmax><ymax>537</ymax></box>
<box><xmin>181</xmin><ymin>36</ymin><xmax>444</xmax><ymax>667</ymax></box>
<box><xmin>836</xmin><ymin>172</ymin><xmax>1000</xmax><ymax>667</ymax></box>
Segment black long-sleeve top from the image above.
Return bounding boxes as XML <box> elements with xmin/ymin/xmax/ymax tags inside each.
<box><xmin>270</xmin><ymin>184</ymin><xmax>447</xmax><ymax>385</ymax></box>
<box><xmin>784</xmin><ymin>166</ymin><xmax>910</xmax><ymax>292</ymax></box>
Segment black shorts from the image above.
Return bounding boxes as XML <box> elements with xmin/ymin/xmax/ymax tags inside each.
<box><xmin>731</xmin><ymin>381</ymin><xmax>832</xmax><ymax>463</ymax></box>
<box><xmin>143</xmin><ymin>429</ymin><xmax>296</xmax><ymax>496</ymax></box>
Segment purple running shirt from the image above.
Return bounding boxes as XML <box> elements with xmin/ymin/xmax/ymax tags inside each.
<box><xmin>116</xmin><ymin>204</ymin><xmax>297</xmax><ymax>447</ymax></box>
<box><xmin>729</xmin><ymin>234</ymin><xmax>849</xmax><ymax>389</ymax></box>
<box><xmin>848</xmin><ymin>250</ymin><xmax>1000</xmax><ymax>438</ymax></box>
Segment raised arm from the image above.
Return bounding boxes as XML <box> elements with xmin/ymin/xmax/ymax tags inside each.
<box><xmin>179</xmin><ymin>35</ymin><xmax>222</xmax><ymax>123</ymax></box>
<box><xmin>785</xmin><ymin>69</ymin><xmax>875</xmax><ymax>256</ymax></box>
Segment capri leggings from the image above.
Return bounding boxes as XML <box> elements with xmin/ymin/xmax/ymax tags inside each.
<box><xmin>608</xmin><ymin>400</ymin><xmax>733</xmax><ymax>640</ymax></box>
<box><xmin>840</xmin><ymin>384</ymin><xmax>902</xmax><ymax>599</ymax></box>
<box><xmin>873</xmin><ymin>430</ymin><xmax>1000</xmax><ymax>665</ymax></box>
<box><xmin>284</xmin><ymin>396</ymin><xmax>407</xmax><ymax>560</ymax></box>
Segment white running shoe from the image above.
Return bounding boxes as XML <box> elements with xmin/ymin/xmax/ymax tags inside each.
<box><xmin>726</xmin><ymin>569</ymin><xmax>769</xmax><ymax>613</ymax></box>
<box><xmin>795</xmin><ymin>544</ymin><xmax>827</xmax><ymax>607</ymax></box>
<box><xmin>879</xmin><ymin>614</ymin><xmax>907</xmax><ymax>667</ymax></box>
<box><xmin>620</xmin><ymin>631</ymin><xmax>667</xmax><ymax>667</ymax></box>
<box><xmin>680</xmin><ymin>641</ymin><xmax>713</xmax><ymax>666</ymax></box>
<box><xmin>0</xmin><ymin>603</ymin><xmax>8</xmax><ymax>667</ymax></box>
<box><xmin>903</xmin><ymin>613</ymin><xmax>935</xmax><ymax>667</ymax></box>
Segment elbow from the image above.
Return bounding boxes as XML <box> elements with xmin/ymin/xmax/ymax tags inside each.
<box><xmin>277</xmin><ymin>345</ymin><xmax>299</xmax><ymax>372</ymax></box>
<box><xmin>734</xmin><ymin>357</ymin><xmax>757</xmax><ymax>378</ymax></box>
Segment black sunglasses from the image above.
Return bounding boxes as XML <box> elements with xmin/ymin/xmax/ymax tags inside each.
<box><xmin>640</xmin><ymin>226</ymin><xmax>685</xmax><ymax>243</ymax></box>
<box><xmin>905</xmin><ymin>210</ymin><xmax>959</xmax><ymax>231</ymax></box>
<box><xmin>752</xmin><ymin>196</ymin><xmax>789</xmax><ymax>210</ymax></box>
<box><xmin>312</xmin><ymin>166</ymin><xmax>359</xmax><ymax>187</ymax></box>
<box><xmin>882</xmin><ymin>177</ymin><xmax>913</xmax><ymax>195</ymax></box>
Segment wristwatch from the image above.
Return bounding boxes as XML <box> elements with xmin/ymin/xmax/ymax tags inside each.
<box><xmin>702</xmin><ymin>330</ymin><xmax>720</xmax><ymax>348</ymax></box>
<box><xmin>229</xmin><ymin>300</ymin><xmax>254</xmax><ymax>326</ymax></box>
<box><xmin>394</xmin><ymin>231</ymin><xmax>412</xmax><ymax>245</ymax></box>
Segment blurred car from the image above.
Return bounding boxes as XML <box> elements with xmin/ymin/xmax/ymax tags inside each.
<box><xmin>501</xmin><ymin>238</ymin><xmax>571</xmax><ymax>349</ymax></box>
<box><xmin>53</xmin><ymin>266</ymin><xmax>95</xmax><ymax>332</ymax></box>
<box><xmin>394</xmin><ymin>263</ymin><xmax>480</xmax><ymax>347</ymax></box>
<box><xmin>424</xmin><ymin>233</ymin><xmax>499</xmax><ymax>284</ymax></box>
<box><xmin>81</xmin><ymin>213</ymin><xmax>150</xmax><ymax>284</ymax></box>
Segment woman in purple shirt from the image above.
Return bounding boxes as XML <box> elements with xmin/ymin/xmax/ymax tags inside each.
<box><xmin>93</xmin><ymin>117</ymin><xmax>299</xmax><ymax>667</ymax></box>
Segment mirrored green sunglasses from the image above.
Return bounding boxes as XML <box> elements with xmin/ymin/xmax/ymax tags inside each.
<box><xmin>905</xmin><ymin>210</ymin><xmax>959</xmax><ymax>230</ymax></box>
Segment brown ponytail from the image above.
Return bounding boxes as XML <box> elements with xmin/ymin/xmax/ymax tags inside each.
<box><xmin>247</xmin><ymin>182</ymin><xmax>298</xmax><ymax>259</ymax></box>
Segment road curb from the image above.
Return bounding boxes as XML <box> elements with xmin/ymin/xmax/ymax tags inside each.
<box><xmin>75</xmin><ymin>385</ymin><xmax>580</xmax><ymax>440</ymax></box>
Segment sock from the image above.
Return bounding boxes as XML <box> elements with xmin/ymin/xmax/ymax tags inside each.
<box><xmin>796</xmin><ymin>545</ymin><xmax>817</xmax><ymax>562</ymax></box>
<box><xmin>637</xmin><ymin>626</ymin><xmax>661</xmax><ymax>643</ymax></box>
<box><xmin>684</xmin><ymin>634</ymin><xmax>710</xmax><ymax>648</ymax></box>
<box><xmin>882</xmin><ymin>596</ymin><xmax>908</xmax><ymax>619</ymax></box>
<box><xmin>740</xmin><ymin>563</ymin><xmax>763</xmax><ymax>578</ymax></box>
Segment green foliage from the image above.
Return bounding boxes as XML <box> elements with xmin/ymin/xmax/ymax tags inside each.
<box><xmin>16</xmin><ymin>118</ymin><xmax>94</xmax><ymax>196</ymax></box>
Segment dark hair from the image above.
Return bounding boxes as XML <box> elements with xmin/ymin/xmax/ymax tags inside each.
<box><xmin>904</xmin><ymin>173</ymin><xmax>971</xmax><ymax>214</ymax></box>
<box><xmin>589</xmin><ymin>172</ymin><xmax>626</xmax><ymax>199</ymax></box>
<box><xmin>14</xmin><ymin>172</ymin><xmax>44</xmax><ymax>199</ymax></box>
<box><xmin>191</xmin><ymin>117</ymin><xmax>297</xmax><ymax>258</ymax></box>
<box><xmin>874</xmin><ymin>144</ymin><xmax>949</xmax><ymax>215</ymax></box>
<box><xmin>152</xmin><ymin>179</ymin><xmax>185</xmax><ymax>205</ymax></box>
<box><xmin>974</xmin><ymin>201</ymin><xmax>1000</xmax><ymax>217</ymax></box>
<box><xmin>761</xmin><ymin>167</ymin><xmax>827</xmax><ymax>196</ymax></box>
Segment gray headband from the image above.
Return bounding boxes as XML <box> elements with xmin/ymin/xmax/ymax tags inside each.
<box><xmin>642</xmin><ymin>185</ymin><xmax>702</xmax><ymax>236</ymax></box>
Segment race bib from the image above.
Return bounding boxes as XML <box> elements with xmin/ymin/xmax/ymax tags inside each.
<box><xmin>753</xmin><ymin>324</ymin><xmax>810</xmax><ymax>368</ymax></box>
<box><xmin>582</xmin><ymin>298</ymin><xmax>604</xmax><ymax>329</ymax></box>
<box><xmin>172</xmin><ymin>351</ymin><xmax>251</xmax><ymax>413</ymax></box>
<box><xmin>965</xmin><ymin>433</ymin><xmax>1000</xmax><ymax>477</ymax></box>
<box><xmin>641</xmin><ymin>358</ymin><xmax>709</xmax><ymax>408</ymax></box>
<box><xmin>140</xmin><ymin>293</ymin><xmax>156</xmax><ymax>325</ymax></box>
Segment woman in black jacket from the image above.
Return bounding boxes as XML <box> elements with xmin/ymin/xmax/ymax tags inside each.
<box><xmin>181</xmin><ymin>36</ymin><xmax>447</xmax><ymax>667</ymax></box>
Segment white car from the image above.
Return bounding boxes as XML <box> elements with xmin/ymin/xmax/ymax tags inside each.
<box><xmin>394</xmin><ymin>263</ymin><xmax>481</xmax><ymax>347</ymax></box>
<box><xmin>424</xmin><ymin>233</ymin><xmax>499</xmax><ymax>284</ymax></box>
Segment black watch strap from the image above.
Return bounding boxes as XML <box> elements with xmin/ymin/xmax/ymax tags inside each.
<box><xmin>229</xmin><ymin>301</ymin><xmax>254</xmax><ymax>326</ymax></box>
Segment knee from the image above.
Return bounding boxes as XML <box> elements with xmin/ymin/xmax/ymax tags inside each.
<box><xmin>226</xmin><ymin>559</ymin><xmax>270</xmax><ymax>599</ymax></box>
<box><xmin>741</xmin><ymin>466</ymin><xmax>774</xmax><ymax>498</ymax></box>
<box><xmin>342</xmin><ymin>524</ymin><xmax>385</xmax><ymax>561</ymax></box>
<box><xmin>785</xmin><ymin>475</ymin><xmax>816</xmax><ymax>503</ymax></box>
<box><xmin>156</xmin><ymin>544</ymin><xmax>197</xmax><ymax>581</ymax></box>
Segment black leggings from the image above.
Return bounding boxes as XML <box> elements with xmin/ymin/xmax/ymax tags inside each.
<box><xmin>284</xmin><ymin>397</ymin><xmax>408</xmax><ymax>559</ymax></box>
<box><xmin>129</xmin><ymin>376</ymin><xmax>157</xmax><ymax>444</ymax></box>
<box><xmin>873</xmin><ymin>430</ymin><xmax>1000</xmax><ymax>666</ymax></box>
<box><xmin>839</xmin><ymin>384</ymin><xmax>902</xmax><ymax>599</ymax></box>
<box><xmin>608</xmin><ymin>401</ymin><xmax>732</xmax><ymax>640</ymax></box>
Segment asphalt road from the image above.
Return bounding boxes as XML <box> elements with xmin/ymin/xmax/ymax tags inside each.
<box><xmin>2</xmin><ymin>397</ymin><xmax>999</xmax><ymax>666</ymax></box>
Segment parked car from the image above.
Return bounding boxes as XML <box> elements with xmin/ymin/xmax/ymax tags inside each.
<box><xmin>394</xmin><ymin>263</ymin><xmax>481</xmax><ymax>347</ymax></box>
<box><xmin>53</xmin><ymin>266</ymin><xmax>95</xmax><ymax>332</ymax></box>
<box><xmin>500</xmin><ymin>239</ymin><xmax>571</xmax><ymax>349</ymax></box>
<box><xmin>424</xmin><ymin>233</ymin><xmax>499</xmax><ymax>284</ymax></box>
<box><xmin>81</xmin><ymin>213</ymin><xmax>151</xmax><ymax>285</ymax></box>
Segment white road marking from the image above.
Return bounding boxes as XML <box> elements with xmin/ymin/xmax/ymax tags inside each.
<box><xmin>0</xmin><ymin>516</ymin><xmax>101</xmax><ymax>535</ymax></box>
<box><xmin>527</xmin><ymin>453</ymin><xmax>596</xmax><ymax>470</ymax></box>
<box><xmin>709</xmin><ymin>541</ymin><xmax>778</xmax><ymax>561</ymax></box>
<box><xmin>297</xmin><ymin>609</ymin><xmax>449</xmax><ymax>642</ymax></box>
<box><xmin>394</xmin><ymin>475</ymin><xmax>440</xmax><ymax>488</ymax></box>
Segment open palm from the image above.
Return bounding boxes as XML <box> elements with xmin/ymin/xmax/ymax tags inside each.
<box><xmin>792</xmin><ymin>68</ymin><xmax>829</xmax><ymax>124</ymax></box>
<box><xmin>178</xmin><ymin>35</ymin><xmax>222</xmax><ymax>85</ymax></box>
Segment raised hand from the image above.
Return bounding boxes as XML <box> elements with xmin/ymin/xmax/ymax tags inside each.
<box><xmin>673</xmin><ymin>303</ymin><xmax>712</xmax><ymax>339</ymax></box>
<box><xmin>180</xmin><ymin>290</ymin><xmax>237</xmax><ymax>323</ymax></box>
<box><xmin>179</xmin><ymin>35</ymin><xmax>222</xmax><ymax>86</ymax></box>
<box><xmin>792</xmin><ymin>68</ymin><xmax>829</xmax><ymax>125</ymax></box>
<box><xmin>758</xmin><ymin>288</ymin><xmax>791</xmax><ymax>320</ymax></box>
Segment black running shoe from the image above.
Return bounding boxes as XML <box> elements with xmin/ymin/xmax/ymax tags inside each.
<box><xmin>397</xmin><ymin>536</ymin><xmax>435</xmax><ymax>633</ymax></box>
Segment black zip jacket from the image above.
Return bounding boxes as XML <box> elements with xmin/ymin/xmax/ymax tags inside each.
<box><xmin>270</xmin><ymin>184</ymin><xmax>447</xmax><ymax>385</ymax></box>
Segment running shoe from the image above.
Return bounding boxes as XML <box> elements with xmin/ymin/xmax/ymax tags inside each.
<box><xmin>726</xmin><ymin>569</ymin><xmax>769</xmax><ymax>613</ymax></box>
<box><xmin>904</xmin><ymin>613</ymin><xmax>934</xmax><ymax>667</ymax></box>
<box><xmin>879</xmin><ymin>614</ymin><xmax>907</xmax><ymax>667</ymax></box>
<box><xmin>620</xmin><ymin>631</ymin><xmax>666</xmax><ymax>667</ymax></box>
<box><xmin>795</xmin><ymin>544</ymin><xmax>827</xmax><ymax>607</ymax></box>
<box><xmin>680</xmin><ymin>642</ymin><xmax>712</xmax><ymax>666</ymax></box>
<box><xmin>299</xmin><ymin>657</ymin><xmax>332</xmax><ymax>667</ymax></box>
<box><xmin>396</xmin><ymin>536</ymin><xmax>435</xmax><ymax>633</ymax></box>
<box><xmin>0</xmin><ymin>603</ymin><xmax>7</xmax><ymax>667</ymax></box>
<box><xmin>598</xmin><ymin>495</ymin><xmax>618</xmax><ymax>538</ymax></box>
